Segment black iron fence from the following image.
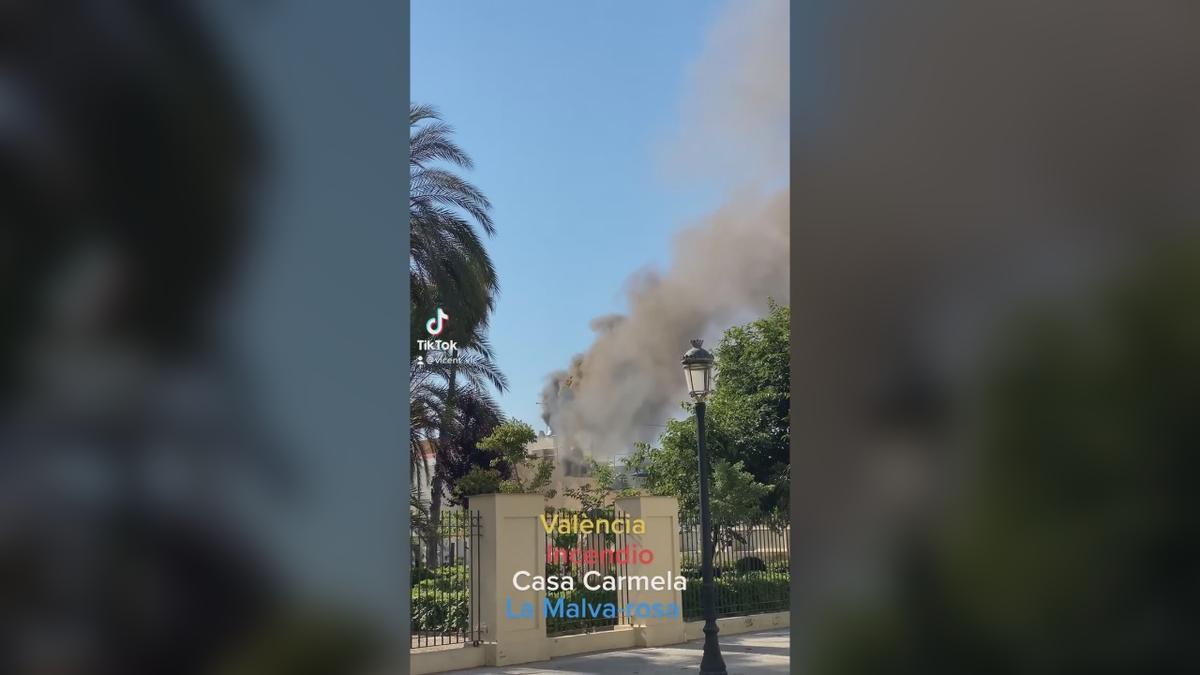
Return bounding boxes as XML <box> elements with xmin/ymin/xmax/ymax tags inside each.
<box><xmin>543</xmin><ymin>507</ymin><xmax>631</xmax><ymax>636</ymax></box>
<box><xmin>678</xmin><ymin>513</ymin><xmax>790</xmax><ymax>620</ymax></box>
<box><xmin>410</xmin><ymin>509</ymin><xmax>482</xmax><ymax>649</ymax></box>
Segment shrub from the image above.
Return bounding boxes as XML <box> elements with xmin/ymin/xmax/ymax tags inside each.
<box><xmin>681</xmin><ymin>571</ymin><xmax>790</xmax><ymax>620</ymax></box>
<box><xmin>410</xmin><ymin>565</ymin><xmax>437</xmax><ymax>585</ymax></box>
<box><xmin>735</xmin><ymin>556</ymin><xmax>768</xmax><ymax>574</ymax></box>
<box><xmin>544</xmin><ymin>586</ymin><xmax>620</xmax><ymax>635</ymax></box>
<box><xmin>410</xmin><ymin>564</ymin><xmax>468</xmax><ymax>589</ymax></box>
<box><xmin>410</xmin><ymin>590</ymin><xmax>469</xmax><ymax>634</ymax></box>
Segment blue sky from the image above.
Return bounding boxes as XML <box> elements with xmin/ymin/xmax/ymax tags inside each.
<box><xmin>412</xmin><ymin>0</ymin><xmax>728</xmax><ymax>431</ymax></box>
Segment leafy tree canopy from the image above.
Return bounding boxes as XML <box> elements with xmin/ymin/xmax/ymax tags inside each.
<box><xmin>627</xmin><ymin>300</ymin><xmax>789</xmax><ymax>517</ymax></box>
<box><xmin>453</xmin><ymin>420</ymin><xmax>555</xmax><ymax>501</ymax></box>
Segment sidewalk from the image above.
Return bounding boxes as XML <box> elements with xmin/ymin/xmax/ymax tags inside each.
<box><xmin>443</xmin><ymin>628</ymin><xmax>790</xmax><ymax>674</ymax></box>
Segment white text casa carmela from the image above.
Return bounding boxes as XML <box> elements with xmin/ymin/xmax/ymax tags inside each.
<box><xmin>513</xmin><ymin>570</ymin><xmax>688</xmax><ymax>592</ymax></box>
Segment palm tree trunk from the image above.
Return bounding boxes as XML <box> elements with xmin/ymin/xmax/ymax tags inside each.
<box><xmin>426</xmin><ymin>361</ymin><xmax>458</xmax><ymax>568</ymax></box>
<box><xmin>426</xmin><ymin>471</ymin><xmax>444</xmax><ymax>568</ymax></box>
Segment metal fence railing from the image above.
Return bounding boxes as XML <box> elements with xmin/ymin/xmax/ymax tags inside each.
<box><xmin>410</xmin><ymin>509</ymin><xmax>482</xmax><ymax>649</ymax></box>
<box><xmin>678</xmin><ymin>513</ymin><xmax>790</xmax><ymax>621</ymax></box>
<box><xmin>543</xmin><ymin>507</ymin><xmax>631</xmax><ymax>636</ymax></box>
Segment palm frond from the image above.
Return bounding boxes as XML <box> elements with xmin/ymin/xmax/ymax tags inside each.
<box><xmin>409</xmin><ymin>103</ymin><xmax>440</xmax><ymax>126</ymax></box>
<box><xmin>411</xmin><ymin>122</ymin><xmax>475</xmax><ymax>170</ymax></box>
<box><xmin>409</xmin><ymin>102</ymin><xmax>511</xmax><ymax>497</ymax></box>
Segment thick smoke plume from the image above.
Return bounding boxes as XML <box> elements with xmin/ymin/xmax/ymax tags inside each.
<box><xmin>540</xmin><ymin>1</ymin><xmax>790</xmax><ymax>456</ymax></box>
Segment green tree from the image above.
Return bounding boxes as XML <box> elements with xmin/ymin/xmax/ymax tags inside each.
<box><xmin>710</xmin><ymin>459</ymin><xmax>771</xmax><ymax>528</ymax></box>
<box><xmin>707</xmin><ymin>298</ymin><xmax>790</xmax><ymax>510</ymax></box>
<box><xmin>626</xmin><ymin>301</ymin><xmax>789</xmax><ymax>517</ymax></box>
<box><xmin>453</xmin><ymin>420</ymin><xmax>555</xmax><ymax>502</ymax></box>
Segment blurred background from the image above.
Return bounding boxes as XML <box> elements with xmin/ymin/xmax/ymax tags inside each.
<box><xmin>792</xmin><ymin>1</ymin><xmax>1200</xmax><ymax>672</ymax></box>
<box><xmin>5</xmin><ymin>0</ymin><xmax>1200</xmax><ymax>673</ymax></box>
<box><xmin>0</xmin><ymin>2</ymin><xmax>408</xmax><ymax>674</ymax></box>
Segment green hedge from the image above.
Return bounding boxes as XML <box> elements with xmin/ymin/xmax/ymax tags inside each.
<box><xmin>681</xmin><ymin>571</ymin><xmax>790</xmax><ymax>620</ymax></box>
<box><xmin>410</xmin><ymin>565</ymin><xmax>790</xmax><ymax>633</ymax></box>
<box><xmin>545</xmin><ymin>586</ymin><xmax>620</xmax><ymax>635</ymax></box>
<box><xmin>410</xmin><ymin>564</ymin><xmax>472</xmax><ymax>634</ymax></box>
<box><xmin>411</xmin><ymin>590</ymin><xmax>469</xmax><ymax>634</ymax></box>
<box><xmin>411</xmin><ymin>564</ymin><xmax>468</xmax><ymax>587</ymax></box>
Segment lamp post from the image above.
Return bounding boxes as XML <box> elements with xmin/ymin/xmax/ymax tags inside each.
<box><xmin>681</xmin><ymin>339</ymin><xmax>727</xmax><ymax>675</ymax></box>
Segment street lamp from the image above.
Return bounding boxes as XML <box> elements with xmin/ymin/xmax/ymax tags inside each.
<box><xmin>681</xmin><ymin>339</ymin><xmax>726</xmax><ymax>675</ymax></box>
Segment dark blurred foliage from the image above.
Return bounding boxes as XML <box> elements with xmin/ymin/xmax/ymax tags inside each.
<box><xmin>0</xmin><ymin>2</ymin><xmax>395</xmax><ymax>674</ymax></box>
<box><xmin>793</xmin><ymin>1</ymin><xmax>1200</xmax><ymax>671</ymax></box>
<box><xmin>433</xmin><ymin>386</ymin><xmax>504</xmax><ymax>509</ymax></box>
<box><xmin>216</xmin><ymin>612</ymin><xmax>379</xmax><ymax>675</ymax></box>
<box><xmin>810</xmin><ymin>240</ymin><xmax>1200</xmax><ymax>673</ymax></box>
<box><xmin>0</xmin><ymin>0</ymin><xmax>255</xmax><ymax>392</ymax></box>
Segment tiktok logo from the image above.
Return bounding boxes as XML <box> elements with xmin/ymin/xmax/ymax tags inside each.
<box><xmin>426</xmin><ymin>307</ymin><xmax>449</xmax><ymax>336</ymax></box>
<box><xmin>418</xmin><ymin>307</ymin><xmax>456</xmax><ymax>356</ymax></box>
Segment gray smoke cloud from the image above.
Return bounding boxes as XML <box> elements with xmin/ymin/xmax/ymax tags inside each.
<box><xmin>540</xmin><ymin>0</ymin><xmax>790</xmax><ymax>456</ymax></box>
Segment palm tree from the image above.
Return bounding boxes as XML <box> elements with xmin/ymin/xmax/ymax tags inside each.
<box><xmin>434</xmin><ymin>381</ymin><xmax>504</xmax><ymax>491</ymax></box>
<box><xmin>409</xmin><ymin>104</ymin><xmax>507</xmax><ymax>565</ymax></box>
<box><xmin>410</xmin><ymin>104</ymin><xmax>498</xmax><ymax>333</ymax></box>
<box><xmin>409</xmin><ymin>326</ymin><xmax>507</xmax><ymax>481</ymax></box>
<box><xmin>412</xmin><ymin>325</ymin><xmax>509</xmax><ymax>566</ymax></box>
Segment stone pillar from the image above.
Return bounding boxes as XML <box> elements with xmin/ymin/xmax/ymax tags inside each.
<box><xmin>615</xmin><ymin>495</ymin><xmax>686</xmax><ymax>647</ymax></box>
<box><xmin>472</xmin><ymin>493</ymin><xmax>550</xmax><ymax>666</ymax></box>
